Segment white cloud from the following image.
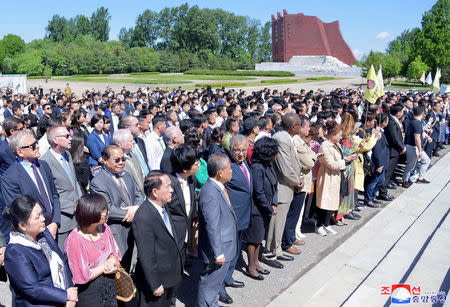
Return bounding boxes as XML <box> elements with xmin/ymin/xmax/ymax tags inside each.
<box><xmin>352</xmin><ymin>49</ymin><xmax>363</xmax><ymax>59</ymax></box>
<box><xmin>375</xmin><ymin>31</ymin><xmax>391</xmax><ymax>40</ymax></box>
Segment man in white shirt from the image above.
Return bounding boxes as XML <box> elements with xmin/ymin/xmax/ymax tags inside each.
<box><xmin>144</xmin><ymin>115</ymin><xmax>167</xmax><ymax>170</ymax></box>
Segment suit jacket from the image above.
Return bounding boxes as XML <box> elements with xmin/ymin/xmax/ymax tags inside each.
<box><xmin>250</xmin><ymin>162</ymin><xmax>278</xmax><ymax>216</ymax></box>
<box><xmin>272</xmin><ymin>130</ymin><xmax>303</xmax><ymax>204</ymax></box>
<box><xmin>133</xmin><ymin>199</ymin><xmax>183</xmax><ymax>292</ymax></box>
<box><xmin>225</xmin><ymin>159</ymin><xmax>253</xmax><ymax>231</ymax></box>
<box><xmin>160</xmin><ymin>146</ymin><xmax>174</xmax><ymax>174</ymax></box>
<box><xmin>198</xmin><ymin>178</ymin><xmax>238</xmax><ymax>264</ymax></box>
<box><xmin>4</xmin><ymin>229</ymin><xmax>73</xmax><ymax>307</ymax></box>
<box><xmin>426</xmin><ymin>111</ymin><xmax>441</xmax><ymax>140</ymax></box>
<box><xmin>86</xmin><ymin>130</ymin><xmax>110</xmax><ymax>165</ymax></box>
<box><xmin>0</xmin><ymin>138</ymin><xmax>16</xmax><ymax>176</ymax></box>
<box><xmin>372</xmin><ymin>132</ymin><xmax>390</xmax><ymax>170</ymax></box>
<box><xmin>90</xmin><ymin>168</ymin><xmax>144</xmax><ymax>254</ymax></box>
<box><xmin>294</xmin><ymin>135</ymin><xmax>316</xmax><ymax>193</ymax></box>
<box><xmin>3</xmin><ymin>108</ymin><xmax>12</xmax><ymax>119</ymax></box>
<box><xmin>165</xmin><ymin>174</ymin><xmax>197</xmax><ymax>251</ymax></box>
<box><xmin>385</xmin><ymin>115</ymin><xmax>405</xmax><ymax>156</ymax></box>
<box><xmin>41</xmin><ymin>150</ymin><xmax>83</xmax><ymax>233</ymax></box>
<box><xmin>0</xmin><ymin>160</ymin><xmax>61</xmax><ymax>226</ymax></box>
<box><xmin>134</xmin><ymin>136</ymin><xmax>148</xmax><ymax>166</ymax></box>
<box><xmin>124</xmin><ymin>153</ymin><xmax>145</xmax><ymax>193</ymax></box>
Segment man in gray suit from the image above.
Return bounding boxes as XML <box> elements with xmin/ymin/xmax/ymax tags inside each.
<box><xmin>113</xmin><ymin>129</ymin><xmax>145</xmax><ymax>194</ymax></box>
<box><xmin>91</xmin><ymin>144</ymin><xmax>145</xmax><ymax>270</ymax></box>
<box><xmin>263</xmin><ymin>113</ymin><xmax>304</xmax><ymax>265</ymax></box>
<box><xmin>41</xmin><ymin>125</ymin><xmax>83</xmax><ymax>250</ymax></box>
<box><xmin>197</xmin><ymin>154</ymin><xmax>238</xmax><ymax>307</ymax></box>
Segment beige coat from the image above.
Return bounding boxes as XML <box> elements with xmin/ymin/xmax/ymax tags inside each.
<box><xmin>316</xmin><ymin>140</ymin><xmax>346</xmax><ymax>211</ymax></box>
<box><xmin>273</xmin><ymin>131</ymin><xmax>303</xmax><ymax>204</ymax></box>
<box><xmin>293</xmin><ymin>135</ymin><xmax>316</xmax><ymax>193</ymax></box>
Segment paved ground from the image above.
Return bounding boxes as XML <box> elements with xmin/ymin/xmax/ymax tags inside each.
<box><xmin>0</xmin><ymin>148</ymin><xmax>447</xmax><ymax>307</ymax></box>
<box><xmin>27</xmin><ymin>76</ymin><xmax>364</xmax><ymax>96</ymax></box>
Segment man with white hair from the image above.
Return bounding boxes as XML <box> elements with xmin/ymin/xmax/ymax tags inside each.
<box><xmin>113</xmin><ymin>129</ymin><xmax>145</xmax><ymax>193</ymax></box>
<box><xmin>160</xmin><ymin>126</ymin><xmax>185</xmax><ymax>174</ymax></box>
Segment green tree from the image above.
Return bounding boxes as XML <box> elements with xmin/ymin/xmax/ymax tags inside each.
<box><xmin>75</xmin><ymin>15</ymin><xmax>91</xmax><ymax>35</ymax></box>
<box><xmin>413</xmin><ymin>0</ymin><xmax>450</xmax><ymax>74</ymax></box>
<box><xmin>90</xmin><ymin>7</ymin><xmax>111</xmax><ymax>41</ymax></box>
<box><xmin>14</xmin><ymin>51</ymin><xmax>45</xmax><ymax>75</ymax></box>
<box><xmin>258</xmin><ymin>21</ymin><xmax>272</xmax><ymax>62</ymax></box>
<box><xmin>158</xmin><ymin>50</ymin><xmax>180</xmax><ymax>72</ymax></box>
<box><xmin>0</xmin><ymin>34</ymin><xmax>26</xmax><ymax>68</ymax></box>
<box><xmin>133</xmin><ymin>9</ymin><xmax>160</xmax><ymax>47</ymax></box>
<box><xmin>1</xmin><ymin>57</ymin><xmax>17</xmax><ymax>73</ymax></box>
<box><xmin>382</xmin><ymin>54</ymin><xmax>402</xmax><ymax>82</ymax></box>
<box><xmin>406</xmin><ymin>56</ymin><xmax>429</xmax><ymax>80</ymax></box>
<box><xmin>118</xmin><ymin>27</ymin><xmax>134</xmax><ymax>48</ymax></box>
<box><xmin>46</xmin><ymin>15</ymin><xmax>68</xmax><ymax>42</ymax></box>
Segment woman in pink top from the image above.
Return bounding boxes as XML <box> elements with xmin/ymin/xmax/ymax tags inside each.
<box><xmin>64</xmin><ymin>194</ymin><xmax>121</xmax><ymax>307</ymax></box>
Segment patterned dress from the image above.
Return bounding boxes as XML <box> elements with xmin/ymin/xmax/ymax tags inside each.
<box><xmin>337</xmin><ymin>137</ymin><xmax>357</xmax><ymax>218</ymax></box>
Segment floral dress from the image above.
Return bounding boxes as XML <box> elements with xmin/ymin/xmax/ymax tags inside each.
<box><xmin>337</xmin><ymin>137</ymin><xmax>357</xmax><ymax>218</ymax></box>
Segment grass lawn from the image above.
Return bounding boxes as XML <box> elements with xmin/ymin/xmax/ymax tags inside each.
<box><xmin>52</xmin><ymin>76</ymin><xmax>192</xmax><ymax>84</ymax></box>
<box><xmin>386</xmin><ymin>80</ymin><xmax>432</xmax><ymax>90</ymax></box>
<box><xmin>127</xmin><ymin>74</ymin><xmax>255</xmax><ymax>81</ymax></box>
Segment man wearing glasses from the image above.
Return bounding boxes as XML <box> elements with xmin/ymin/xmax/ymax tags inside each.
<box><xmin>37</xmin><ymin>103</ymin><xmax>53</xmax><ymax>139</ymax></box>
<box><xmin>0</xmin><ymin>130</ymin><xmax>61</xmax><ymax>240</ymax></box>
<box><xmin>91</xmin><ymin>144</ymin><xmax>145</xmax><ymax>271</ymax></box>
<box><xmin>41</xmin><ymin>126</ymin><xmax>83</xmax><ymax>251</ymax></box>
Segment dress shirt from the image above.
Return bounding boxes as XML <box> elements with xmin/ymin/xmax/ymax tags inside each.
<box><xmin>149</xmin><ymin>199</ymin><xmax>173</xmax><ymax>235</ymax></box>
<box><xmin>176</xmin><ymin>173</ymin><xmax>192</xmax><ymax>243</ymax></box>
<box><xmin>19</xmin><ymin>160</ymin><xmax>51</xmax><ymax>208</ymax></box>
<box><xmin>49</xmin><ymin>149</ymin><xmax>65</xmax><ymax>169</ymax></box>
<box><xmin>254</xmin><ymin>130</ymin><xmax>271</xmax><ymax>142</ymax></box>
<box><xmin>144</xmin><ymin>130</ymin><xmax>165</xmax><ymax>170</ymax></box>
<box><xmin>111</xmin><ymin>113</ymin><xmax>119</xmax><ymax>131</ymax></box>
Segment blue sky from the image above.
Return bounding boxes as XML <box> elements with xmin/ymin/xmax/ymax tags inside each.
<box><xmin>0</xmin><ymin>0</ymin><xmax>437</xmax><ymax>59</ymax></box>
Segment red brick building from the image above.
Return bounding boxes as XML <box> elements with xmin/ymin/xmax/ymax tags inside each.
<box><xmin>271</xmin><ymin>10</ymin><xmax>356</xmax><ymax>66</ymax></box>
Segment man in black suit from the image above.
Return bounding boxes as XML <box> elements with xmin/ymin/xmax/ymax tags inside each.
<box><xmin>0</xmin><ymin>130</ymin><xmax>61</xmax><ymax>239</ymax></box>
<box><xmin>424</xmin><ymin>101</ymin><xmax>442</xmax><ymax>158</ymax></box>
<box><xmin>165</xmin><ymin>145</ymin><xmax>198</xmax><ymax>261</ymax></box>
<box><xmin>133</xmin><ymin>172</ymin><xmax>183</xmax><ymax>307</ymax></box>
<box><xmin>379</xmin><ymin>103</ymin><xmax>405</xmax><ymax>199</ymax></box>
<box><xmin>160</xmin><ymin>126</ymin><xmax>184</xmax><ymax>174</ymax></box>
<box><xmin>0</xmin><ymin>117</ymin><xmax>23</xmax><ymax>176</ymax></box>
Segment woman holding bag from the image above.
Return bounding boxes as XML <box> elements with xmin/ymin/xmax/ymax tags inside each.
<box><xmin>64</xmin><ymin>194</ymin><xmax>121</xmax><ymax>306</ymax></box>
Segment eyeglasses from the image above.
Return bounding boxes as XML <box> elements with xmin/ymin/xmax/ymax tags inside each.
<box><xmin>232</xmin><ymin>148</ymin><xmax>248</xmax><ymax>154</ymax></box>
<box><xmin>20</xmin><ymin>140</ymin><xmax>38</xmax><ymax>150</ymax></box>
<box><xmin>55</xmin><ymin>134</ymin><xmax>71</xmax><ymax>139</ymax></box>
<box><xmin>113</xmin><ymin>157</ymin><xmax>126</xmax><ymax>163</ymax></box>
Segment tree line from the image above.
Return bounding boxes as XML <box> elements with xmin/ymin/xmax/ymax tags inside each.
<box><xmin>0</xmin><ymin>4</ymin><xmax>272</xmax><ymax>76</ymax></box>
<box><xmin>361</xmin><ymin>0</ymin><xmax>449</xmax><ymax>84</ymax></box>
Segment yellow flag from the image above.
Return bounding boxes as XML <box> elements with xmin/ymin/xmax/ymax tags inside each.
<box><xmin>364</xmin><ymin>65</ymin><xmax>379</xmax><ymax>103</ymax></box>
<box><xmin>432</xmin><ymin>68</ymin><xmax>441</xmax><ymax>93</ymax></box>
<box><xmin>376</xmin><ymin>65</ymin><xmax>385</xmax><ymax>98</ymax></box>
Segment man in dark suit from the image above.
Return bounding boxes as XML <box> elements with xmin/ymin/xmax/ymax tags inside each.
<box><xmin>197</xmin><ymin>154</ymin><xmax>238</xmax><ymax>307</ymax></box>
<box><xmin>217</xmin><ymin>135</ymin><xmax>253</xmax><ymax>304</ymax></box>
<box><xmin>165</xmin><ymin>145</ymin><xmax>198</xmax><ymax>261</ymax></box>
<box><xmin>133</xmin><ymin>172</ymin><xmax>183</xmax><ymax>307</ymax></box>
<box><xmin>160</xmin><ymin>126</ymin><xmax>184</xmax><ymax>174</ymax></box>
<box><xmin>37</xmin><ymin>103</ymin><xmax>53</xmax><ymax>139</ymax></box>
<box><xmin>107</xmin><ymin>103</ymin><xmax>121</xmax><ymax>135</ymax></box>
<box><xmin>0</xmin><ymin>130</ymin><xmax>61</xmax><ymax>239</ymax></box>
<box><xmin>90</xmin><ymin>145</ymin><xmax>145</xmax><ymax>270</ymax></box>
<box><xmin>379</xmin><ymin>103</ymin><xmax>405</xmax><ymax>198</ymax></box>
<box><xmin>0</xmin><ymin>117</ymin><xmax>23</xmax><ymax>176</ymax></box>
<box><xmin>41</xmin><ymin>125</ymin><xmax>83</xmax><ymax>250</ymax></box>
<box><xmin>3</xmin><ymin>100</ymin><xmax>13</xmax><ymax>120</ymax></box>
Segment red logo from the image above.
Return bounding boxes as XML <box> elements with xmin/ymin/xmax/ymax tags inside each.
<box><xmin>367</xmin><ymin>79</ymin><xmax>376</xmax><ymax>89</ymax></box>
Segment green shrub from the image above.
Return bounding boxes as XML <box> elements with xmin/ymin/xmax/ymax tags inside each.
<box><xmin>27</xmin><ymin>75</ymin><xmax>46</xmax><ymax>79</ymax></box>
<box><xmin>305</xmin><ymin>76</ymin><xmax>336</xmax><ymax>81</ymax></box>
<box><xmin>261</xmin><ymin>79</ymin><xmax>298</xmax><ymax>84</ymax></box>
<box><xmin>195</xmin><ymin>82</ymin><xmax>247</xmax><ymax>88</ymax></box>
<box><xmin>129</xmin><ymin>71</ymin><xmax>160</xmax><ymax>75</ymax></box>
<box><xmin>185</xmin><ymin>69</ymin><xmax>295</xmax><ymax>77</ymax></box>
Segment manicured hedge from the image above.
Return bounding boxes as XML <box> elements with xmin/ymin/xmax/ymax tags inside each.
<box><xmin>185</xmin><ymin>69</ymin><xmax>295</xmax><ymax>77</ymax></box>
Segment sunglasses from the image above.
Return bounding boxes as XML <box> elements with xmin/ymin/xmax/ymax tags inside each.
<box><xmin>20</xmin><ymin>140</ymin><xmax>38</xmax><ymax>150</ymax></box>
<box><xmin>113</xmin><ymin>157</ymin><xmax>126</xmax><ymax>163</ymax></box>
<box><xmin>55</xmin><ymin>134</ymin><xmax>71</xmax><ymax>139</ymax></box>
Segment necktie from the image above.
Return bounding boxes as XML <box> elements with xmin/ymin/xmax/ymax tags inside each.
<box><xmin>157</xmin><ymin>138</ymin><xmax>165</xmax><ymax>151</ymax></box>
<box><xmin>133</xmin><ymin>144</ymin><xmax>149</xmax><ymax>176</ymax></box>
<box><xmin>61</xmin><ymin>153</ymin><xmax>73</xmax><ymax>185</ymax></box>
<box><xmin>162</xmin><ymin>207</ymin><xmax>173</xmax><ymax>236</ymax></box>
<box><xmin>31</xmin><ymin>163</ymin><xmax>52</xmax><ymax>224</ymax></box>
<box><xmin>117</xmin><ymin>175</ymin><xmax>132</xmax><ymax>206</ymax></box>
<box><xmin>240</xmin><ymin>163</ymin><xmax>250</xmax><ymax>189</ymax></box>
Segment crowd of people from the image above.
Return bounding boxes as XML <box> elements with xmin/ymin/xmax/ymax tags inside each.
<box><xmin>0</xmin><ymin>83</ymin><xmax>448</xmax><ymax>306</ymax></box>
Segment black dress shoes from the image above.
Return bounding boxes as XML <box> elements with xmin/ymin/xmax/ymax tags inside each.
<box><xmin>226</xmin><ymin>280</ymin><xmax>245</xmax><ymax>288</ymax></box>
<box><xmin>261</xmin><ymin>259</ymin><xmax>284</xmax><ymax>269</ymax></box>
<box><xmin>256</xmin><ymin>268</ymin><xmax>270</xmax><ymax>275</ymax></box>
<box><xmin>417</xmin><ymin>178</ymin><xmax>431</xmax><ymax>184</ymax></box>
<box><xmin>277</xmin><ymin>254</ymin><xmax>294</xmax><ymax>261</ymax></box>
<box><xmin>245</xmin><ymin>269</ymin><xmax>264</xmax><ymax>281</ymax></box>
<box><xmin>377</xmin><ymin>195</ymin><xmax>395</xmax><ymax>201</ymax></box>
<box><xmin>219</xmin><ymin>293</ymin><xmax>233</xmax><ymax>304</ymax></box>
